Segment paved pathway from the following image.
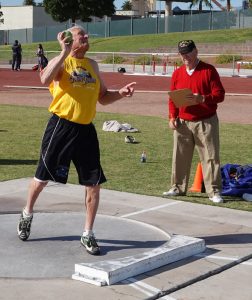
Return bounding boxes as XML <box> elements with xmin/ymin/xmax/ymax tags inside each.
<box><xmin>0</xmin><ymin>178</ymin><xmax>252</xmax><ymax>299</ymax></box>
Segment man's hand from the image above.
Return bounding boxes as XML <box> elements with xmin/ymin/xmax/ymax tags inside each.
<box><xmin>99</xmin><ymin>82</ymin><xmax>136</xmax><ymax>105</ymax></box>
<box><xmin>119</xmin><ymin>82</ymin><xmax>136</xmax><ymax>97</ymax></box>
<box><xmin>57</xmin><ymin>32</ymin><xmax>72</xmax><ymax>55</ymax></box>
<box><xmin>169</xmin><ymin>118</ymin><xmax>178</xmax><ymax>130</ymax></box>
<box><xmin>193</xmin><ymin>93</ymin><xmax>205</xmax><ymax>104</ymax></box>
<box><xmin>185</xmin><ymin>93</ymin><xmax>204</xmax><ymax>104</ymax></box>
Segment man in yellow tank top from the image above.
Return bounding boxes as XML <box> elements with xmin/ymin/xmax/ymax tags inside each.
<box><xmin>17</xmin><ymin>25</ymin><xmax>136</xmax><ymax>255</ymax></box>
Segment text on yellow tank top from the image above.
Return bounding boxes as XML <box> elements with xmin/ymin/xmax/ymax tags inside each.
<box><xmin>49</xmin><ymin>56</ymin><xmax>100</xmax><ymax>124</ymax></box>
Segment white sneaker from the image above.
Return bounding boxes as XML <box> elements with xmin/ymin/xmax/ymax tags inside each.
<box><xmin>124</xmin><ymin>135</ymin><xmax>136</xmax><ymax>143</ymax></box>
<box><xmin>163</xmin><ymin>187</ymin><xmax>180</xmax><ymax>197</ymax></box>
<box><xmin>242</xmin><ymin>193</ymin><xmax>252</xmax><ymax>202</ymax></box>
<box><xmin>209</xmin><ymin>194</ymin><xmax>223</xmax><ymax>203</ymax></box>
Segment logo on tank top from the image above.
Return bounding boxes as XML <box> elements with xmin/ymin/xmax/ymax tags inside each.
<box><xmin>69</xmin><ymin>66</ymin><xmax>96</xmax><ymax>87</ymax></box>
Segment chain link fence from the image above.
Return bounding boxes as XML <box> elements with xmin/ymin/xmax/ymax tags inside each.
<box><xmin>1</xmin><ymin>9</ymin><xmax>252</xmax><ymax>45</ymax></box>
<box><xmin>1</xmin><ymin>50</ymin><xmax>252</xmax><ymax>77</ymax></box>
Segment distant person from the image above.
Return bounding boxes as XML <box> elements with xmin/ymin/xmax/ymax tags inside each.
<box><xmin>11</xmin><ymin>40</ymin><xmax>22</xmax><ymax>71</ymax></box>
<box><xmin>17</xmin><ymin>25</ymin><xmax>136</xmax><ymax>255</ymax></box>
<box><xmin>17</xmin><ymin>42</ymin><xmax>22</xmax><ymax>70</ymax></box>
<box><xmin>36</xmin><ymin>43</ymin><xmax>48</xmax><ymax>70</ymax></box>
<box><xmin>163</xmin><ymin>40</ymin><xmax>225</xmax><ymax>203</ymax></box>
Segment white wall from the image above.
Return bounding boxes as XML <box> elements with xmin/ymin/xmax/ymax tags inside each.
<box><xmin>0</xmin><ymin>6</ymin><xmax>65</xmax><ymax>30</ymax></box>
<box><xmin>1</xmin><ymin>6</ymin><xmax>33</xmax><ymax>29</ymax></box>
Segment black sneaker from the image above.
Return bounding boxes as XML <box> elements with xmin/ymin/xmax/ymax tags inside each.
<box><xmin>17</xmin><ymin>210</ymin><xmax>33</xmax><ymax>241</ymax></box>
<box><xmin>80</xmin><ymin>234</ymin><xmax>100</xmax><ymax>255</ymax></box>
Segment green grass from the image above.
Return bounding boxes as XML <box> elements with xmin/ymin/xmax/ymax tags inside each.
<box><xmin>1</xmin><ymin>28</ymin><xmax>252</xmax><ymax>55</ymax></box>
<box><xmin>1</xmin><ymin>104</ymin><xmax>252</xmax><ymax>211</ymax></box>
<box><xmin>1</xmin><ymin>28</ymin><xmax>251</xmax><ymax>65</ymax></box>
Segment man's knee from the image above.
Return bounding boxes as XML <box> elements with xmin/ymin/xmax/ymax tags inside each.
<box><xmin>32</xmin><ymin>178</ymin><xmax>48</xmax><ymax>191</ymax></box>
<box><xmin>86</xmin><ymin>185</ymin><xmax>100</xmax><ymax>199</ymax></box>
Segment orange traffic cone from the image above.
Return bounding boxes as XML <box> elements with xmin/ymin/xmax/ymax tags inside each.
<box><xmin>189</xmin><ymin>163</ymin><xmax>205</xmax><ymax>193</ymax></box>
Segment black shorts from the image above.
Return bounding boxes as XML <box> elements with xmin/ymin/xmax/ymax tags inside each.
<box><xmin>35</xmin><ymin>114</ymin><xmax>106</xmax><ymax>186</ymax></box>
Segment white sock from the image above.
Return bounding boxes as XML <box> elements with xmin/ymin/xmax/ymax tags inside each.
<box><xmin>82</xmin><ymin>230</ymin><xmax>93</xmax><ymax>237</ymax></box>
<box><xmin>23</xmin><ymin>208</ymin><xmax>33</xmax><ymax>217</ymax></box>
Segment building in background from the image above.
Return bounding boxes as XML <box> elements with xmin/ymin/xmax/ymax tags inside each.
<box><xmin>0</xmin><ymin>5</ymin><xmax>64</xmax><ymax>30</ymax></box>
<box><xmin>132</xmin><ymin>0</ymin><xmax>156</xmax><ymax>16</ymax></box>
<box><xmin>116</xmin><ymin>0</ymin><xmax>191</xmax><ymax>17</ymax></box>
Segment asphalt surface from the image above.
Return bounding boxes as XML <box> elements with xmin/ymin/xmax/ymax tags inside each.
<box><xmin>0</xmin><ymin>178</ymin><xmax>252</xmax><ymax>300</ymax></box>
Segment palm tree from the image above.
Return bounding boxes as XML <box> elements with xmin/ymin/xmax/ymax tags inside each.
<box><xmin>23</xmin><ymin>0</ymin><xmax>36</xmax><ymax>5</ymax></box>
<box><xmin>122</xmin><ymin>0</ymin><xmax>133</xmax><ymax>11</ymax></box>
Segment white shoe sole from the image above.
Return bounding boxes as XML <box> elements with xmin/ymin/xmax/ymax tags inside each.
<box><xmin>209</xmin><ymin>197</ymin><xmax>223</xmax><ymax>203</ymax></box>
<box><xmin>243</xmin><ymin>193</ymin><xmax>252</xmax><ymax>202</ymax></box>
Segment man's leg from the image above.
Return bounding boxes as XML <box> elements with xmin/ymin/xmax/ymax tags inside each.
<box><xmin>12</xmin><ymin>55</ymin><xmax>16</xmax><ymax>70</ymax></box>
<box><xmin>16</xmin><ymin>55</ymin><xmax>21</xmax><ymax>70</ymax></box>
<box><xmin>17</xmin><ymin>178</ymin><xmax>47</xmax><ymax>241</ymax></box>
<box><xmin>81</xmin><ymin>185</ymin><xmax>101</xmax><ymax>255</ymax></box>
<box><xmin>195</xmin><ymin>115</ymin><xmax>222</xmax><ymax>201</ymax></box>
<box><xmin>25</xmin><ymin>178</ymin><xmax>48</xmax><ymax>213</ymax></box>
<box><xmin>84</xmin><ymin>185</ymin><xmax>100</xmax><ymax>231</ymax></box>
<box><xmin>171</xmin><ymin>120</ymin><xmax>195</xmax><ymax>194</ymax></box>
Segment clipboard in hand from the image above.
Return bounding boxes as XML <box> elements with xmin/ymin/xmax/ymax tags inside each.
<box><xmin>168</xmin><ymin>88</ymin><xmax>194</xmax><ymax>108</ymax></box>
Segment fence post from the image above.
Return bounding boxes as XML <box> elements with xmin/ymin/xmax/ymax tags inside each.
<box><xmin>112</xmin><ymin>52</ymin><xmax>115</xmax><ymax>72</ymax></box>
<box><xmin>164</xmin><ymin>16</ymin><xmax>168</xmax><ymax>33</ymax></box>
<box><xmin>232</xmin><ymin>55</ymin><xmax>235</xmax><ymax>76</ymax></box>
<box><xmin>182</xmin><ymin>14</ymin><xmax>185</xmax><ymax>32</ymax></box>
<box><xmin>131</xmin><ymin>16</ymin><xmax>133</xmax><ymax>36</ymax></box>
<box><xmin>209</xmin><ymin>11</ymin><xmax>213</xmax><ymax>30</ymax></box>
<box><xmin>105</xmin><ymin>16</ymin><xmax>107</xmax><ymax>38</ymax></box>
<box><xmin>45</xmin><ymin>26</ymin><xmax>48</xmax><ymax>43</ymax></box>
<box><xmin>162</xmin><ymin>55</ymin><xmax>167</xmax><ymax>75</ymax></box>
<box><xmin>190</xmin><ymin>10</ymin><xmax>193</xmax><ymax>31</ymax></box>
<box><xmin>152</xmin><ymin>55</ymin><xmax>156</xmax><ymax>74</ymax></box>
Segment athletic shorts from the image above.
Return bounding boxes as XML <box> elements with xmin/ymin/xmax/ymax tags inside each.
<box><xmin>35</xmin><ymin>114</ymin><xmax>107</xmax><ymax>186</ymax></box>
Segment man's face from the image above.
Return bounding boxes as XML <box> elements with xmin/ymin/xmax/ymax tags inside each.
<box><xmin>179</xmin><ymin>48</ymin><xmax>198</xmax><ymax>69</ymax></box>
<box><xmin>71</xmin><ymin>28</ymin><xmax>89</xmax><ymax>52</ymax></box>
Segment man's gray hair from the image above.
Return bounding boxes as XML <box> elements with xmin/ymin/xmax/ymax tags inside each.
<box><xmin>68</xmin><ymin>25</ymin><xmax>85</xmax><ymax>33</ymax></box>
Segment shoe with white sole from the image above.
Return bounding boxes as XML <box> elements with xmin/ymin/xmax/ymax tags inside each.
<box><xmin>242</xmin><ymin>193</ymin><xmax>252</xmax><ymax>202</ymax></box>
<box><xmin>163</xmin><ymin>186</ymin><xmax>185</xmax><ymax>197</ymax></box>
<box><xmin>17</xmin><ymin>209</ymin><xmax>33</xmax><ymax>241</ymax></box>
<box><xmin>81</xmin><ymin>234</ymin><xmax>100</xmax><ymax>255</ymax></box>
<box><xmin>125</xmin><ymin>135</ymin><xmax>136</xmax><ymax>144</ymax></box>
<box><xmin>209</xmin><ymin>194</ymin><xmax>224</xmax><ymax>203</ymax></box>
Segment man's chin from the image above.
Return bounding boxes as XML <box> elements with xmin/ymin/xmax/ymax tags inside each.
<box><xmin>74</xmin><ymin>43</ymin><xmax>89</xmax><ymax>53</ymax></box>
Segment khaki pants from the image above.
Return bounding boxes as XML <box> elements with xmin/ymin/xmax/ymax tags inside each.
<box><xmin>171</xmin><ymin>114</ymin><xmax>222</xmax><ymax>197</ymax></box>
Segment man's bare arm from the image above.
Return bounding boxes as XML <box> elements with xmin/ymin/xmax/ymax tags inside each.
<box><xmin>40</xmin><ymin>32</ymin><xmax>72</xmax><ymax>85</ymax></box>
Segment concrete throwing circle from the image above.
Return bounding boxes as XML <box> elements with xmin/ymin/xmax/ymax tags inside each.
<box><xmin>1</xmin><ymin>212</ymin><xmax>169</xmax><ymax>278</ymax></box>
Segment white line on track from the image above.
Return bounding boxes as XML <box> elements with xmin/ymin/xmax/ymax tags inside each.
<box><xmin>122</xmin><ymin>277</ymin><xmax>176</xmax><ymax>300</ymax></box>
<box><xmin>121</xmin><ymin>201</ymin><xmax>181</xmax><ymax>218</ymax></box>
<box><xmin>195</xmin><ymin>253</ymin><xmax>252</xmax><ymax>266</ymax></box>
<box><xmin>3</xmin><ymin>85</ymin><xmax>48</xmax><ymax>89</ymax></box>
<box><xmin>3</xmin><ymin>85</ymin><xmax>252</xmax><ymax>97</ymax></box>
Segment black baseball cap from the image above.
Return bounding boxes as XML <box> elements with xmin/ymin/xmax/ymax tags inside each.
<box><xmin>178</xmin><ymin>40</ymin><xmax>196</xmax><ymax>54</ymax></box>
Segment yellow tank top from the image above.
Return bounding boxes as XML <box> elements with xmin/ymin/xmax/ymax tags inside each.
<box><xmin>48</xmin><ymin>56</ymin><xmax>100</xmax><ymax>124</ymax></box>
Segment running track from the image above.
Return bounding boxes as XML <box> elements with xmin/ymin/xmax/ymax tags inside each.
<box><xmin>0</xmin><ymin>68</ymin><xmax>252</xmax><ymax>94</ymax></box>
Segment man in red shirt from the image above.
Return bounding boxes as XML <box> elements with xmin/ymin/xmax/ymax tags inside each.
<box><xmin>163</xmin><ymin>40</ymin><xmax>225</xmax><ymax>203</ymax></box>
